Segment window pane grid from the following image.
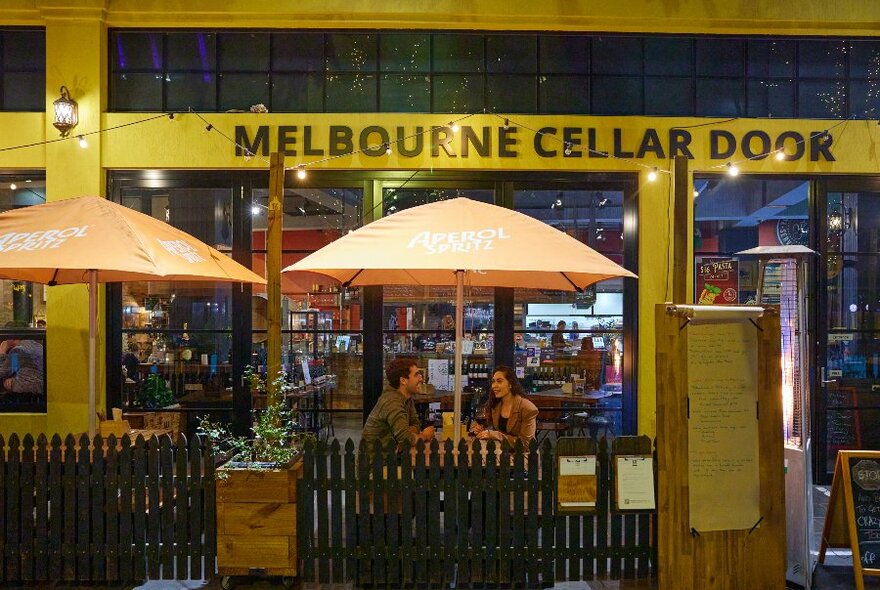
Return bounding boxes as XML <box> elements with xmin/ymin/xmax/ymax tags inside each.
<box><xmin>0</xmin><ymin>28</ymin><xmax>45</xmax><ymax>112</ymax></box>
<box><xmin>103</xmin><ymin>29</ymin><xmax>880</xmax><ymax>119</ymax></box>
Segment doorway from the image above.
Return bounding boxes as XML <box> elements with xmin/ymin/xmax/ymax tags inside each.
<box><xmin>816</xmin><ymin>177</ymin><xmax>880</xmax><ymax>482</ymax></box>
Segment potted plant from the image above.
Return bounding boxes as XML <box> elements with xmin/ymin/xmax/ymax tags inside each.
<box><xmin>198</xmin><ymin>371</ymin><xmax>309</xmax><ymax>589</ymax></box>
<box><xmin>137</xmin><ymin>373</ymin><xmax>175</xmax><ymax>409</ymax></box>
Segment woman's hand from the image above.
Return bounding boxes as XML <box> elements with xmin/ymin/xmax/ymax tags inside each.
<box><xmin>476</xmin><ymin>429</ymin><xmax>501</xmax><ymax>441</ymax></box>
<box><xmin>469</xmin><ymin>422</ymin><xmax>485</xmax><ymax>435</ymax></box>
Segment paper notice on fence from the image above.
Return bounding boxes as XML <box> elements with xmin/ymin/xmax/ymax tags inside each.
<box><xmin>615</xmin><ymin>456</ymin><xmax>656</xmax><ymax>510</ymax></box>
<box><xmin>558</xmin><ymin>456</ymin><xmax>597</xmax><ymax>508</ymax></box>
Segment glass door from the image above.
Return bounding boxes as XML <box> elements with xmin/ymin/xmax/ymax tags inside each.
<box><xmin>818</xmin><ymin>178</ymin><xmax>880</xmax><ymax>480</ymax></box>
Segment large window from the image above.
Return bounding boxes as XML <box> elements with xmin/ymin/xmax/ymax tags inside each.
<box><xmin>0</xmin><ymin>28</ymin><xmax>45</xmax><ymax>112</ymax></box>
<box><xmin>514</xmin><ymin>186</ymin><xmax>630</xmax><ymax>436</ymax></box>
<box><xmin>0</xmin><ymin>172</ymin><xmax>47</xmax><ymax>413</ymax></box>
<box><xmin>694</xmin><ymin>177</ymin><xmax>810</xmax><ymax>305</ymax></box>
<box><xmin>116</xmin><ymin>187</ymin><xmax>236</xmax><ymax>421</ymax></box>
<box><xmin>110</xmin><ymin>29</ymin><xmax>880</xmax><ymax>119</ymax></box>
<box><xmin>250</xmin><ymin>186</ymin><xmax>363</xmax><ymax>414</ymax></box>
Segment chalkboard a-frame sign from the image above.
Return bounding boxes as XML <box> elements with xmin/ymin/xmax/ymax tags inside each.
<box><xmin>819</xmin><ymin>450</ymin><xmax>880</xmax><ymax>590</ymax></box>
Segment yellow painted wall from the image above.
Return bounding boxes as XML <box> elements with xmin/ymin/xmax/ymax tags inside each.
<box><xmin>5</xmin><ymin>1</ymin><xmax>880</xmax><ymax>35</ymax></box>
<box><xmin>1</xmin><ymin>1</ymin><xmax>880</xmax><ymax>438</ymax></box>
<box><xmin>1</xmin><ymin>11</ymin><xmax>107</xmax><ymax>438</ymax></box>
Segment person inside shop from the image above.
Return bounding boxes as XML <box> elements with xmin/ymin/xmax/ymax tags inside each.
<box><xmin>469</xmin><ymin>365</ymin><xmax>538</xmax><ymax>449</ymax></box>
<box><xmin>0</xmin><ymin>324</ymin><xmax>45</xmax><ymax>395</ymax></box>
<box><xmin>361</xmin><ymin>357</ymin><xmax>436</xmax><ymax>450</ymax></box>
<box><xmin>551</xmin><ymin>320</ymin><xmax>567</xmax><ymax>350</ymax></box>
<box><xmin>122</xmin><ymin>342</ymin><xmax>141</xmax><ymax>383</ymax></box>
<box><xmin>569</xmin><ymin>321</ymin><xmax>579</xmax><ymax>341</ymax></box>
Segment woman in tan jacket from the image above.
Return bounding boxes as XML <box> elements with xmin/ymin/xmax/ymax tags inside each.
<box><xmin>470</xmin><ymin>365</ymin><xmax>538</xmax><ymax>449</ymax></box>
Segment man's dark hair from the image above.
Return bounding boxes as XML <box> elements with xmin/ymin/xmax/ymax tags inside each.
<box><xmin>386</xmin><ymin>357</ymin><xmax>418</xmax><ymax>388</ymax></box>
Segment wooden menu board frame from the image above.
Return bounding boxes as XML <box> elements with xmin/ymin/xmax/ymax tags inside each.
<box><xmin>819</xmin><ymin>450</ymin><xmax>880</xmax><ymax>590</ymax></box>
<box><xmin>556</xmin><ymin>437</ymin><xmax>598</xmax><ymax>514</ymax></box>
<box><xmin>655</xmin><ymin>304</ymin><xmax>785</xmax><ymax>590</ymax></box>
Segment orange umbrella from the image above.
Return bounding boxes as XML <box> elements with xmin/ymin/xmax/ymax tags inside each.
<box><xmin>283</xmin><ymin>197</ymin><xmax>636</xmax><ymax>441</ymax></box>
<box><xmin>0</xmin><ymin>196</ymin><xmax>266</xmax><ymax>436</ymax></box>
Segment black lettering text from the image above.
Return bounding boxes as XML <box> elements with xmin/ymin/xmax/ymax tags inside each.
<box><xmin>397</xmin><ymin>127</ymin><xmax>423</xmax><ymax>157</ymax></box>
<box><xmin>329</xmin><ymin>126</ymin><xmax>353</xmax><ymax>156</ymax></box>
<box><xmin>432</xmin><ymin>127</ymin><xmax>456</xmax><ymax>157</ymax></box>
<box><xmin>235</xmin><ymin>125</ymin><xmax>269</xmax><ymax>157</ymax></box>
<box><xmin>710</xmin><ymin>130</ymin><xmax>736</xmax><ymax>159</ymax></box>
<box><xmin>535</xmin><ymin>127</ymin><xmax>557</xmax><ymax>157</ymax></box>
<box><xmin>669</xmin><ymin>130</ymin><xmax>694</xmax><ymax>159</ymax></box>
<box><xmin>360</xmin><ymin>125</ymin><xmax>390</xmax><ymax>156</ymax></box>
<box><xmin>462</xmin><ymin>126</ymin><xmax>491</xmax><ymax>157</ymax></box>
<box><xmin>613</xmin><ymin>129</ymin><xmax>634</xmax><ymax>158</ymax></box>
<box><xmin>636</xmin><ymin>128</ymin><xmax>666</xmax><ymax>159</ymax></box>
<box><xmin>277</xmin><ymin>125</ymin><xmax>297</xmax><ymax>156</ymax></box>
<box><xmin>498</xmin><ymin>127</ymin><xmax>517</xmax><ymax>157</ymax></box>
<box><xmin>742</xmin><ymin>130</ymin><xmax>771</xmax><ymax>160</ymax></box>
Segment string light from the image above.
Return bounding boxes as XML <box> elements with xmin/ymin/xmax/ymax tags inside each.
<box><xmin>693</xmin><ymin>190</ymin><xmax>699</xmax><ymax>198</ymax></box>
<box><xmin>450</xmin><ymin>121</ymin><xmax>460</xmax><ymax>133</ymax></box>
<box><xmin>9</xmin><ymin>183</ymin><xmax>16</xmax><ymax>190</ymax></box>
<box><xmin>563</xmin><ymin>142</ymin><xmax>572</xmax><ymax>156</ymax></box>
<box><xmin>647</xmin><ymin>167</ymin><xmax>658</xmax><ymax>182</ymax></box>
<box><xmin>727</xmin><ymin>163</ymin><xmax>740</xmax><ymax>176</ymax></box>
<box><xmin>384</xmin><ymin>142</ymin><xmax>392</xmax><ymax>155</ymax></box>
<box><xmin>296</xmin><ymin>166</ymin><xmax>307</xmax><ymax>180</ymax></box>
<box><xmin>775</xmin><ymin>149</ymin><xmax>786</xmax><ymax>161</ymax></box>
<box><xmin>503</xmin><ymin>118</ymin><xmax>510</xmax><ymax>130</ymax></box>
<box><xmin>251</xmin><ymin>205</ymin><xmax>260</xmax><ymax>215</ymax></box>
<box><xmin>77</xmin><ymin>135</ymin><xmax>88</xmax><ymax>149</ymax></box>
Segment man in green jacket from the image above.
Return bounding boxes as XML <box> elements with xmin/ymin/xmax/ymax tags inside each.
<box><xmin>362</xmin><ymin>357</ymin><xmax>435</xmax><ymax>450</ymax></box>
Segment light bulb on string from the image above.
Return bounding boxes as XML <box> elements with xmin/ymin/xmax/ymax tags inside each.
<box><xmin>77</xmin><ymin>135</ymin><xmax>88</xmax><ymax>149</ymax></box>
<box><xmin>503</xmin><ymin>118</ymin><xmax>510</xmax><ymax>130</ymax></box>
<box><xmin>296</xmin><ymin>166</ymin><xmax>307</xmax><ymax>180</ymax></box>
<box><xmin>251</xmin><ymin>205</ymin><xmax>260</xmax><ymax>215</ymax></box>
<box><xmin>384</xmin><ymin>142</ymin><xmax>392</xmax><ymax>155</ymax></box>
<box><xmin>775</xmin><ymin>150</ymin><xmax>786</xmax><ymax>161</ymax></box>
<box><xmin>693</xmin><ymin>190</ymin><xmax>699</xmax><ymax>198</ymax></box>
<box><xmin>647</xmin><ymin>167</ymin><xmax>658</xmax><ymax>182</ymax></box>
<box><xmin>9</xmin><ymin>183</ymin><xmax>17</xmax><ymax>191</ymax></box>
<box><xmin>563</xmin><ymin>142</ymin><xmax>572</xmax><ymax>156</ymax></box>
<box><xmin>727</xmin><ymin>162</ymin><xmax>740</xmax><ymax>177</ymax></box>
<box><xmin>449</xmin><ymin>121</ymin><xmax>460</xmax><ymax>133</ymax></box>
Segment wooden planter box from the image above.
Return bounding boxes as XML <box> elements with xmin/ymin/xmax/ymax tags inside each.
<box><xmin>216</xmin><ymin>459</ymin><xmax>303</xmax><ymax>578</ymax></box>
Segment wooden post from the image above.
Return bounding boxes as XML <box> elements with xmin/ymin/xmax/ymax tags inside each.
<box><xmin>267</xmin><ymin>152</ymin><xmax>284</xmax><ymax>405</ymax></box>
<box><xmin>673</xmin><ymin>155</ymin><xmax>689</xmax><ymax>304</ymax></box>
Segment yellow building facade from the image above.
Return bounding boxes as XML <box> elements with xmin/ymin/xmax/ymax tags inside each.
<box><xmin>1</xmin><ymin>0</ymin><xmax>880</xmax><ymax>439</ymax></box>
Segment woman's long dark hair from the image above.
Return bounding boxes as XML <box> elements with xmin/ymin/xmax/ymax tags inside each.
<box><xmin>485</xmin><ymin>365</ymin><xmax>526</xmax><ymax>414</ymax></box>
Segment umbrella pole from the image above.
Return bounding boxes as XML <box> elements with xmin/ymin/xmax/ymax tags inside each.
<box><xmin>453</xmin><ymin>270</ymin><xmax>464</xmax><ymax>445</ymax></box>
<box><xmin>88</xmin><ymin>270</ymin><xmax>97</xmax><ymax>439</ymax></box>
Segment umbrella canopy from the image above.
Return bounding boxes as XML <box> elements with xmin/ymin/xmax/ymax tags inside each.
<box><xmin>0</xmin><ymin>195</ymin><xmax>265</xmax><ymax>284</ymax></box>
<box><xmin>284</xmin><ymin>197</ymin><xmax>636</xmax><ymax>443</ymax></box>
<box><xmin>0</xmin><ymin>196</ymin><xmax>266</xmax><ymax>436</ymax></box>
<box><xmin>283</xmin><ymin>197</ymin><xmax>635</xmax><ymax>290</ymax></box>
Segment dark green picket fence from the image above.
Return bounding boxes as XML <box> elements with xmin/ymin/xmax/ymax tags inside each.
<box><xmin>298</xmin><ymin>435</ymin><xmax>656</xmax><ymax>588</ymax></box>
<box><xmin>0</xmin><ymin>433</ymin><xmax>216</xmax><ymax>583</ymax></box>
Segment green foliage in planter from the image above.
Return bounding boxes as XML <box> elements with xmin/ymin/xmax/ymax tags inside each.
<box><xmin>198</xmin><ymin>369</ymin><xmax>312</xmax><ymax>476</ymax></box>
<box><xmin>137</xmin><ymin>373</ymin><xmax>175</xmax><ymax>408</ymax></box>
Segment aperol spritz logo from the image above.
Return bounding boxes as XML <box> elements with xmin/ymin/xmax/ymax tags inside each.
<box><xmin>157</xmin><ymin>239</ymin><xmax>206</xmax><ymax>263</ymax></box>
<box><xmin>407</xmin><ymin>227</ymin><xmax>511</xmax><ymax>254</ymax></box>
<box><xmin>0</xmin><ymin>226</ymin><xmax>89</xmax><ymax>252</ymax></box>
